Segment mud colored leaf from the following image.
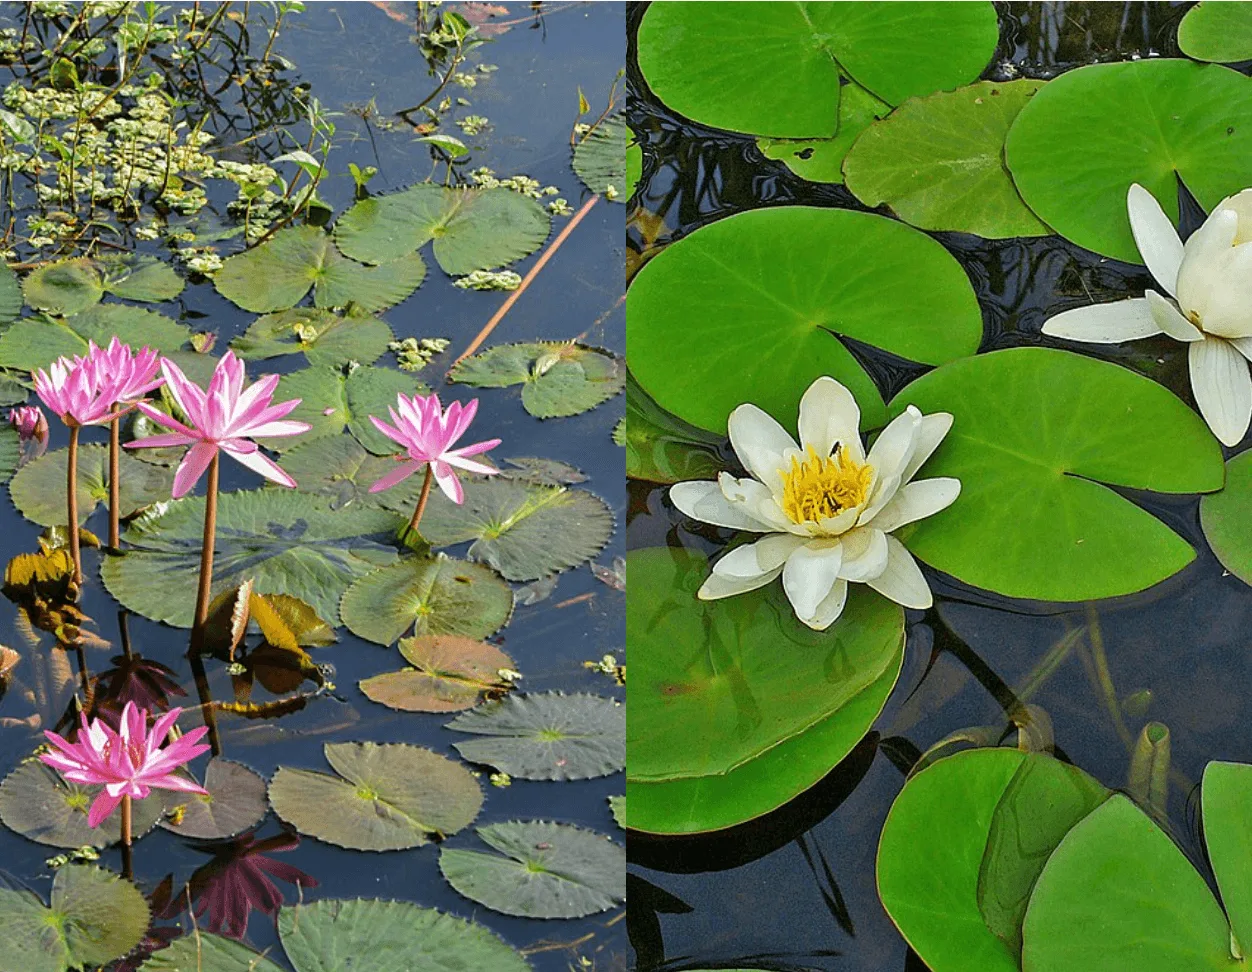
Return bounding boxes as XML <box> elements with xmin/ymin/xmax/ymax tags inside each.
<box><xmin>160</xmin><ymin>758</ymin><xmax>268</xmax><ymax>841</ymax></box>
<box><xmin>359</xmin><ymin>634</ymin><xmax>513</xmax><ymax>712</ymax></box>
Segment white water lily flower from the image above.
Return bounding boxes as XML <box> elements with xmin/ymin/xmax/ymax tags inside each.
<box><xmin>669</xmin><ymin>377</ymin><xmax>960</xmax><ymax>631</ymax></box>
<box><xmin>1043</xmin><ymin>183</ymin><xmax>1252</xmax><ymax>446</ymax></box>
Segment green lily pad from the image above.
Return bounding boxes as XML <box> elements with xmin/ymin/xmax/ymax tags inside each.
<box><xmin>573</xmin><ymin>113</ymin><xmax>627</xmax><ymax>198</ymax></box>
<box><xmin>1200</xmin><ymin>451</ymin><xmax>1252</xmax><ymax>588</ymax></box>
<box><xmin>1005</xmin><ymin>59</ymin><xmax>1252</xmax><ymax>263</ymax></box>
<box><xmin>636</xmin><ymin>1</ymin><xmax>998</xmax><ymax>138</ymax></box>
<box><xmin>624</xmin><ymin>373</ymin><xmax>725</xmax><ymax>484</ymax></box>
<box><xmin>231</xmin><ymin>307</ymin><xmax>394</xmax><ymax>368</ymax></box>
<box><xmin>393</xmin><ymin>477</ymin><xmax>613</xmax><ymax>582</ymax></box>
<box><xmin>1022</xmin><ymin>795</ymin><xmax>1237</xmax><ymax>972</ymax></box>
<box><xmin>0</xmin><ymin>304</ymin><xmax>191</xmax><ymax>373</ymax></box>
<box><xmin>23</xmin><ymin>258</ymin><xmax>103</xmax><ymax>315</ymax></box>
<box><xmin>878</xmin><ymin>749</ymin><xmax>1107</xmax><ymax>972</ymax></box>
<box><xmin>843</xmin><ymin>79</ymin><xmax>1050</xmax><ymax>237</ymax></box>
<box><xmin>139</xmin><ymin>933</ymin><xmax>285</xmax><ymax>972</ymax></box>
<box><xmin>450</xmin><ymin>341</ymin><xmax>625</xmax><ymax>419</ymax></box>
<box><xmin>0</xmin><ymin>423</ymin><xmax>21</xmax><ymax>484</ymax></box>
<box><xmin>628</xmin><ymin>206</ymin><xmax>982</xmax><ymax>433</ymax></box>
<box><xmin>334</xmin><ymin>183</ymin><xmax>551</xmax><ymax>274</ymax></box>
<box><xmin>213</xmin><ymin>225</ymin><xmax>426</xmax><ymax>313</ymax></box>
<box><xmin>101</xmin><ymin>490</ymin><xmax>404</xmax><ymax>627</ymax></box>
<box><xmin>629</xmin><ymin>547</ymin><xmax>902</xmax><ymax>784</ymax></box>
<box><xmin>277</xmin><ymin>898</ymin><xmax>531</xmax><ymax>972</ymax></box>
<box><xmin>340</xmin><ymin>556</ymin><xmax>514</xmax><ymax>646</ymax></box>
<box><xmin>359</xmin><ymin>634</ymin><xmax>514</xmax><ymax>712</ymax></box>
<box><xmin>448</xmin><ymin>692</ymin><xmax>625</xmax><ymax>781</ymax></box>
<box><xmin>281</xmin><ymin>434</ymin><xmax>426</xmax><ymax>511</ymax></box>
<box><xmin>0</xmin><ymin>759</ymin><xmax>165</xmax><ymax>848</ymax></box>
<box><xmin>1178</xmin><ymin>2</ymin><xmax>1252</xmax><ymax>63</ymax></box>
<box><xmin>0</xmin><ymin>865</ymin><xmax>149</xmax><ymax>972</ymax></box>
<box><xmin>889</xmin><ymin>348</ymin><xmax>1224</xmax><ymax>601</ymax></box>
<box><xmin>97</xmin><ymin>253</ymin><xmax>185</xmax><ymax>303</ymax></box>
<box><xmin>1203</xmin><ymin>761</ymin><xmax>1252</xmax><ymax>956</ymax></box>
<box><xmin>609</xmin><ymin>795</ymin><xmax>624</xmax><ymax>828</ymax></box>
<box><xmin>0</xmin><ymin>261</ymin><xmax>22</xmax><ymax>325</ymax></box>
<box><xmin>625</xmin><ymin>142</ymin><xmax>642</xmax><ymax>199</ymax></box>
<box><xmin>439</xmin><ymin>820</ymin><xmax>625</xmax><ymax>918</ymax></box>
<box><xmin>268</xmin><ymin>741</ymin><xmax>482</xmax><ymax>851</ymax></box>
<box><xmin>159</xmin><ymin>758</ymin><xmax>268</xmax><ymax>841</ymax></box>
<box><xmin>10</xmin><ymin>445</ymin><xmax>175</xmax><ymax>527</ymax></box>
<box><xmin>757</xmin><ymin>81</ymin><xmax>891</xmax><ymax>185</ymax></box>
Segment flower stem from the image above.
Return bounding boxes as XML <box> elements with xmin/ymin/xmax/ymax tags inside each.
<box><xmin>403</xmin><ymin>465</ymin><xmax>434</xmax><ymax>544</ymax></box>
<box><xmin>189</xmin><ymin>453</ymin><xmax>219</xmax><ymax>656</ymax></box>
<box><xmin>67</xmin><ymin>424</ymin><xmax>81</xmax><ymax>585</ymax></box>
<box><xmin>108</xmin><ymin>417</ymin><xmax>120</xmax><ymax>551</ymax></box>
<box><xmin>120</xmin><ymin>794</ymin><xmax>132</xmax><ymax>879</ymax></box>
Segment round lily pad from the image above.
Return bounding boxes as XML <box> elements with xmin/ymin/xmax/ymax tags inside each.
<box><xmin>1178</xmin><ymin>2</ymin><xmax>1252</xmax><ymax>63</ymax></box>
<box><xmin>1005</xmin><ymin>58</ymin><xmax>1252</xmax><ymax>262</ymax></box>
<box><xmin>139</xmin><ymin>933</ymin><xmax>285</xmax><ymax>972</ymax></box>
<box><xmin>159</xmin><ymin>758</ymin><xmax>268</xmax><ymax>841</ymax></box>
<box><xmin>0</xmin><ymin>865</ymin><xmax>149</xmax><ymax>972</ymax></box>
<box><xmin>573</xmin><ymin>113</ymin><xmax>627</xmax><ymax>198</ymax></box>
<box><xmin>844</xmin><ymin>79</ymin><xmax>1050</xmax><ymax>237</ymax></box>
<box><xmin>629</xmin><ymin>547</ymin><xmax>902</xmax><ymax>784</ymax></box>
<box><xmin>281</xmin><ymin>434</ymin><xmax>426</xmax><ymax>511</ymax></box>
<box><xmin>97</xmin><ymin>254</ymin><xmax>185</xmax><ymax>303</ymax></box>
<box><xmin>268</xmin><ymin>741</ymin><xmax>482</xmax><ymax>851</ymax></box>
<box><xmin>450</xmin><ymin>341</ymin><xmax>625</xmax><ymax>419</ymax></box>
<box><xmin>359</xmin><ymin>634</ymin><xmax>513</xmax><ymax>712</ymax></box>
<box><xmin>10</xmin><ymin>445</ymin><xmax>174</xmax><ymax>527</ymax></box>
<box><xmin>277</xmin><ymin>898</ymin><xmax>531</xmax><ymax>972</ymax></box>
<box><xmin>334</xmin><ymin>183</ymin><xmax>551</xmax><ymax>274</ymax></box>
<box><xmin>624</xmin><ymin>373</ymin><xmax>725</xmax><ymax>484</ymax></box>
<box><xmin>395</xmin><ymin>477</ymin><xmax>614</xmax><ymax>582</ymax></box>
<box><xmin>1202</xmin><ymin>761</ymin><xmax>1252</xmax><ymax>956</ymax></box>
<box><xmin>439</xmin><ymin>820</ymin><xmax>625</xmax><ymax>918</ymax></box>
<box><xmin>757</xmin><ymin>81</ymin><xmax>891</xmax><ymax>185</ymax></box>
<box><xmin>448</xmin><ymin>692</ymin><xmax>625</xmax><ymax>781</ymax></box>
<box><xmin>340</xmin><ymin>556</ymin><xmax>514</xmax><ymax>646</ymax></box>
<box><xmin>0</xmin><ymin>304</ymin><xmax>191</xmax><ymax>373</ymax></box>
<box><xmin>0</xmin><ymin>424</ymin><xmax>24</xmax><ymax>485</ymax></box>
<box><xmin>23</xmin><ymin>257</ymin><xmax>103</xmax><ymax>315</ymax></box>
<box><xmin>231</xmin><ymin>307</ymin><xmax>393</xmax><ymax>368</ymax></box>
<box><xmin>609</xmin><ymin>795</ymin><xmax>624</xmax><ymax>828</ymax></box>
<box><xmin>0</xmin><ymin>262</ymin><xmax>22</xmax><ymax>325</ymax></box>
<box><xmin>1200</xmin><ymin>451</ymin><xmax>1252</xmax><ymax>588</ymax></box>
<box><xmin>636</xmin><ymin>2</ymin><xmax>998</xmax><ymax>138</ymax></box>
<box><xmin>101</xmin><ymin>490</ymin><xmax>404</xmax><ymax>627</ymax></box>
<box><xmin>625</xmin><ymin>142</ymin><xmax>642</xmax><ymax>199</ymax></box>
<box><xmin>889</xmin><ymin>347</ymin><xmax>1224</xmax><ymax>601</ymax></box>
<box><xmin>628</xmin><ymin>206</ymin><xmax>982</xmax><ymax>433</ymax></box>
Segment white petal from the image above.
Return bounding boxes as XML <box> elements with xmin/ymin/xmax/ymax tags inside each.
<box><xmin>867</xmin><ymin>536</ymin><xmax>933</xmax><ymax>609</ymax></box>
<box><xmin>859</xmin><ymin>473</ymin><xmax>900</xmax><ymax>525</ymax></box>
<box><xmin>869</xmin><ymin>477</ymin><xmax>961</xmax><ymax>534</ymax></box>
<box><xmin>670</xmin><ymin>480</ymin><xmax>771</xmax><ymax>532</ymax></box>
<box><xmin>1041</xmin><ymin>299</ymin><xmax>1161</xmax><ymax>344</ymax></box>
<box><xmin>866</xmin><ymin>406</ymin><xmax>921</xmax><ymax>486</ymax></box>
<box><xmin>1189</xmin><ymin>336</ymin><xmax>1252</xmax><ymax>447</ymax></box>
<box><xmin>837</xmin><ymin>527</ymin><xmax>889</xmax><ymax>582</ymax></box>
<box><xmin>815</xmin><ymin>504</ymin><xmax>862</xmax><ymax>538</ymax></box>
<box><xmin>1190</xmin><ymin>242</ymin><xmax>1252</xmax><ymax>340</ymax></box>
<box><xmin>1127</xmin><ymin>183</ymin><xmax>1183</xmax><ymax>296</ymax></box>
<box><xmin>782</xmin><ymin>541</ymin><xmax>844</xmax><ymax>624</ymax></box>
<box><xmin>806</xmin><ymin>578</ymin><xmax>849</xmax><ymax>631</ymax></box>
<box><xmin>797</xmin><ymin>376</ymin><xmax>864</xmax><ymax>464</ymax></box>
<box><xmin>1219</xmin><ymin>188</ymin><xmax>1252</xmax><ymax>245</ymax></box>
<box><xmin>712</xmin><ymin>533</ymin><xmax>807</xmax><ymax>578</ymax></box>
<box><xmin>899</xmin><ymin>412</ymin><xmax>953</xmax><ymax>485</ymax></box>
<box><xmin>1145</xmin><ymin>290</ymin><xmax>1203</xmax><ymax>342</ymax></box>
<box><xmin>717</xmin><ymin>472</ymin><xmax>797</xmax><ymax>534</ymax></box>
<box><xmin>727</xmin><ymin>403</ymin><xmax>798</xmax><ymax>492</ymax></box>
<box><xmin>698</xmin><ymin>565</ymin><xmax>783</xmax><ymax>601</ymax></box>
<box><xmin>1229</xmin><ymin>336</ymin><xmax>1252</xmax><ymax>363</ymax></box>
<box><xmin>1178</xmin><ymin>208</ymin><xmax>1238</xmax><ymax>322</ymax></box>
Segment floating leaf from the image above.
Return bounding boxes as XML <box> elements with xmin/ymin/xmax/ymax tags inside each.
<box><xmin>231</xmin><ymin>307</ymin><xmax>393</xmax><ymax>368</ymax></box>
<box><xmin>268</xmin><ymin>741</ymin><xmax>482</xmax><ymax>851</ymax></box>
<box><xmin>395</xmin><ymin>477</ymin><xmax>613</xmax><ymax>582</ymax></box>
<box><xmin>624</xmin><ymin>373</ymin><xmax>724</xmax><ymax>484</ymax></box>
<box><xmin>23</xmin><ymin>258</ymin><xmax>103</xmax><ymax>315</ymax></box>
<box><xmin>277</xmin><ymin>898</ymin><xmax>531</xmax><ymax>972</ymax></box>
<box><xmin>757</xmin><ymin>82</ymin><xmax>891</xmax><ymax>185</ymax></box>
<box><xmin>97</xmin><ymin>254</ymin><xmax>185</xmax><ymax>303</ymax></box>
<box><xmin>1005</xmin><ymin>59</ymin><xmax>1252</xmax><ymax>262</ymax></box>
<box><xmin>625</xmin><ymin>141</ymin><xmax>642</xmax><ymax>199</ymax></box>
<box><xmin>101</xmin><ymin>490</ymin><xmax>404</xmax><ymax>627</ymax></box>
<box><xmin>0</xmin><ymin>261</ymin><xmax>22</xmax><ymax>325</ymax></box>
<box><xmin>139</xmin><ymin>933</ymin><xmax>285</xmax><ymax>972</ymax></box>
<box><xmin>636</xmin><ymin>1</ymin><xmax>998</xmax><ymax>137</ymax></box>
<box><xmin>1199</xmin><ymin>450</ymin><xmax>1252</xmax><ymax>589</ymax></box>
<box><xmin>448</xmin><ymin>692</ymin><xmax>624</xmax><ymax>780</ymax></box>
<box><xmin>573</xmin><ymin>113</ymin><xmax>627</xmax><ymax>198</ymax></box>
<box><xmin>0</xmin><ymin>304</ymin><xmax>191</xmax><ymax>373</ymax></box>
<box><xmin>0</xmin><ymin>865</ymin><xmax>149</xmax><ymax>972</ymax></box>
<box><xmin>213</xmin><ymin>225</ymin><xmax>425</xmax><ymax>313</ymax></box>
<box><xmin>1201</xmin><ymin>761</ymin><xmax>1252</xmax><ymax>955</ymax></box>
<box><xmin>450</xmin><ymin>341</ymin><xmax>624</xmax><ymax>419</ymax></box>
<box><xmin>340</xmin><ymin>556</ymin><xmax>513</xmax><ymax>646</ymax></box>
<box><xmin>359</xmin><ymin>634</ymin><xmax>513</xmax><ymax>712</ymax></box>
<box><xmin>439</xmin><ymin>820</ymin><xmax>625</xmax><ymax>918</ymax></box>
<box><xmin>628</xmin><ymin>206</ymin><xmax>982</xmax><ymax>433</ymax></box>
<box><xmin>334</xmin><ymin>183</ymin><xmax>550</xmax><ymax>273</ymax></box>
<box><xmin>889</xmin><ymin>348</ymin><xmax>1224</xmax><ymax>601</ymax></box>
<box><xmin>160</xmin><ymin>758</ymin><xmax>268</xmax><ymax>841</ymax></box>
<box><xmin>280</xmin><ymin>434</ymin><xmax>425</xmax><ymax>511</ymax></box>
<box><xmin>843</xmin><ymin>80</ymin><xmax>1050</xmax><ymax>238</ymax></box>
<box><xmin>609</xmin><ymin>795</ymin><xmax>624</xmax><ymax>828</ymax></box>
<box><xmin>1178</xmin><ymin>2</ymin><xmax>1252</xmax><ymax>62</ymax></box>
<box><xmin>0</xmin><ymin>423</ymin><xmax>20</xmax><ymax>485</ymax></box>
<box><xmin>498</xmin><ymin>456</ymin><xmax>588</xmax><ymax>486</ymax></box>
<box><xmin>10</xmin><ymin>445</ymin><xmax>174</xmax><ymax>527</ymax></box>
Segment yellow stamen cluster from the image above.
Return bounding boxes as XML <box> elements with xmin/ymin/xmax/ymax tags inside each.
<box><xmin>780</xmin><ymin>445</ymin><xmax>873</xmax><ymax>524</ymax></box>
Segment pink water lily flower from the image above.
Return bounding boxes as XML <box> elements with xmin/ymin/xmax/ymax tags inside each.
<box><xmin>369</xmin><ymin>391</ymin><xmax>500</xmax><ymax>503</ymax></box>
<box><xmin>9</xmin><ymin>404</ymin><xmax>47</xmax><ymax>443</ymax></box>
<box><xmin>34</xmin><ymin>339</ymin><xmax>162</xmax><ymax>427</ymax></box>
<box><xmin>84</xmin><ymin>337</ymin><xmax>165</xmax><ymax>407</ymax></box>
<box><xmin>40</xmin><ymin>701</ymin><xmax>210</xmax><ymax>828</ymax></box>
<box><xmin>126</xmin><ymin>351</ymin><xmax>310</xmax><ymax>497</ymax></box>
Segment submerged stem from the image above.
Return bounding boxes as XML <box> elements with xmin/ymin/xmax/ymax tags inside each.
<box><xmin>403</xmin><ymin>465</ymin><xmax>435</xmax><ymax>544</ymax></box>
<box><xmin>120</xmin><ymin>794</ymin><xmax>132</xmax><ymax>879</ymax></box>
<box><xmin>108</xmin><ymin>417</ymin><xmax>120</xmax><ymax>551</ymax></box>
<box><xmin>67</xmin><ymin>424</ymin><xmax>81</xmax><ymax>585</ymax></box>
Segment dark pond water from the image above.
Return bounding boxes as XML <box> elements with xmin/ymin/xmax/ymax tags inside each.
<box><xmin>0</xmin><ymin>3</ymin><xmax>625</xmax><ymax>970</ymax></box>
<box><xmin>624</xmin><ymin>3</ymin><xmax>1252</xmax><ymax>970</ymax></box>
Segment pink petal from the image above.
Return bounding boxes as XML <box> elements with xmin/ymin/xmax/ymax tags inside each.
<box><xmin>160</xmin><ymin>358</ymin><xmax>206</xmax><ymax>430</ymax></box>
<box><xmin>432</xmin><ymin>461</ymin><xmax>464</xmax><ymax>504</ymax></box>
<box><xmin>244</xmin><ymin>419</ymin><xmax>311</xmax><ymax>439</ymax></box>
<box><xmin>442</xmin><ymin>453</ymin><xmax>499</xmax><ymax>476</ymax></box>
<box><xmin>172</xmin><ymin>442</ymin><xmax>219</xmax><ymax>498</ymax></box>
<box><xmin>224</xmin><ymin>447</ymin><xmax>297</xmax><ymax>488</ymax></box>
<box><xmin>132</xmin><ymin>400</ymin><xmax>197</xmax><ymax>437</ymax></box>
<box><xmin>230</xmin><ymin>372</ymin><xmax>281</xmax><ymax>425</ymax></box>
<box><xmin>447</xmin><ymin>397</ymin><xmax>479</xmax><ymax>444</ymax></box>
<box><xmin>369</xmin><ymin>414</ymin><xmax>410</xmax><ymax>448</ymax></box>
<box><xmin>368</xmin><ymin>461</ymin><xmax>421</xmax><ymax>493</ymax></box>
<box><xmin>87</xmin><ymin>790</ymin><xmax>123</xmax><ymax>828</ymax></box>
<box><xmin>146</xmin><ymin>708</ymin><xmax>182</xmax><ymax>757</ymax></box>
<box><xmin>149</xmin><ymin>773</ymin><xmax>209</xmax><ymax>796</ymax></box>
<box><xmin>445</xmin><ymin>437</ymin><xmax>500</xmax><ymax>459</ymax></box>
<box><xmin>124</xmin><ymin>432</ymin><xmax>197</xmax><ymax>450</ymax></box>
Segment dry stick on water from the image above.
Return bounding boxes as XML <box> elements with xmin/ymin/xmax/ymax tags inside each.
<box><xmin>449</xmin><ymin>194</ymin><xmax>601</xmax><ymax>371</ymax></box>
<box><xmin>108</xmin><ymin>417</ymin><xmax>121</xmax><ymax>550</ymax></box>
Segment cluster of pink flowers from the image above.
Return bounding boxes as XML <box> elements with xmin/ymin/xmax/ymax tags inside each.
<box><xmin>34</xmin><ymin>337</ymin><xmax>164</xmax><ymax>428</ymax></box>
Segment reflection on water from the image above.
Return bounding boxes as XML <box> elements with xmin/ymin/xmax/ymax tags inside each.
<box><xmin>626</xmin><ymin>2</ymin><xmax>1247</xmax><ymax>970</ymax></box>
